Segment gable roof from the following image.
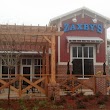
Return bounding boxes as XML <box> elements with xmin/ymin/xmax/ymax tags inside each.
<box><xmin>49</xmin><ymin>7</ymin><xmax>110</xmax><ymax>28</ymax></box>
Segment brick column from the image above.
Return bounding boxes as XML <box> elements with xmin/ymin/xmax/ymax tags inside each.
<box><xmin>95</xmin><ymin>76</ymin><xmax>107</xmax><ymax>95</ymax></box>
<box><xmin>48</xmin><ymin>83</ymin><xmax>60</xmax><ymax>101</ymax></box>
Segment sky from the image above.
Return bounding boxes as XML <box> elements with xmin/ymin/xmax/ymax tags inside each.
<box><xmin>0</xmin><ymin>0</ymin><xmax>110</xmax><ymax>38</ymax></box>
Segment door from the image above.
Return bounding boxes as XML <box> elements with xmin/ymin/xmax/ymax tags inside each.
<box><xmin>23</xmin><ymin>67</ymin><xmax>31</xmax><ymax>85</ymax></box>
<box><xmin>72</xmin><ymin>46</ymin><xmax>94</xmax><ymax>78</ymax></box>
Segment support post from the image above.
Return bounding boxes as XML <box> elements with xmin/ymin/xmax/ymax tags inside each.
<box><xmin>45</xmin><ymin>47</ymin><xmax>49</xmax><ymax>96</ymax></box>
<box><xmin>19</xmin><ymin>75</ymin><xmax>22</xmax><ymax>98</ymax></box>
<box><xmin>42</xmin><ymin>47</ymin><xmax>46</xmax><ymax>75</ymax></box>
<box><xmin>46</xmin><ymin>47</ymin><xmax>49</xmax><ymax>75</ymax></box>
<box><xmin>51</xmin><ymin>36</ymin><xmax>56</xmax><ymax>84</ymax></box>
<box><xmin>94</xmin><ymin>76</ymin><xmax>96</xmax><ymax>94</ymax></box>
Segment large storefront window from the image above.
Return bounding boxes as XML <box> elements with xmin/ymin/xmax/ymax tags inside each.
<box><xmin>34</xmin><ymin>58</ymin><xmax>42</xmax><ymax>78</ymax></box>
<box><xmin>72</xmin><ymin>46</ymin><xmax>94</xmax><ymax>78</ymax></box>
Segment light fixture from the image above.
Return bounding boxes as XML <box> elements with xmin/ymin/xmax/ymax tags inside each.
<box><xmin>92</xmin><ymin>15</ymin><xmax>97</xmax><ymax>23</ymax></box>
<box><xmin>72</xmin><ymin>14</ymin><xmax>77</xmax><ymax>22</ymax></box>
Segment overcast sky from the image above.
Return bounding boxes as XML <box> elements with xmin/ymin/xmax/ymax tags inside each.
<box><xmin>0</xmin><ymin>0</ymin><xmax>110</xmax><ymax>38</ymax></box>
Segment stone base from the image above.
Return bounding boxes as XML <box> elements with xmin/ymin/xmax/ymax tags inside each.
<box><xmin>48</xmin><ymin>83</ymin><xmax>60</xmax><ymax>101</ymax></box>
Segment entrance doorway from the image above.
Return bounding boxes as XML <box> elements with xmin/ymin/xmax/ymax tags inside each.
<box><xmin>23</xmin><ymin>66</ymin><xmax>31</xmax><ymax>85</ymax></box>
<box><xmin>72</xmin><ymin>46</ymin><xmax>94</xmax><ymax>77</ymax></box>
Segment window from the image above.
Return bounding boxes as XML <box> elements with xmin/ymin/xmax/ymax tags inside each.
<box><xmin>72</xmin><ymin>47</ymin><xmax>77</xmax><ymax>57</ymax></box>
<box><xmin>2</xmin><ymin>60</ymin><xmax>15</xmax><ymax>78</ymax></box>
<box><xmin>22</xmin><ymin>59</ymin><xmax>31</xmax><ymax>65</ymax></box>
<box><xmin>84</xmin><ymin>47</ymin><xmax>88</xmax><ymax>57</ymax></box>
<box><xmin>34</xmin><ymin>58</ymin><xmax>42</xmax><ymax>78</ymax></box>
<box><xmin>89</xmin><ymin>47</ymin><xmax>93</xmax><ymax>57</ymax></box>
<box><xmin>72</xmin><ymin>46</ymin><xmax>94</xmax><ymax>77</ymax></box>
<box><xmin>72</xmin><ymin>46</ymin><xmax>93</xmax><ymax>58</ymax></box>
<box><xmin>78</xmin><ymin>47</ymin><xmax>82</xmax><ymax>57</ymax></box>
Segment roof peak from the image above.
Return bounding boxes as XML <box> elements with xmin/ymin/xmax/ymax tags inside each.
<box><xmin>49</xmin><ymin>7</ymin><xmax>110</xmax><ymax>27</ymax></box>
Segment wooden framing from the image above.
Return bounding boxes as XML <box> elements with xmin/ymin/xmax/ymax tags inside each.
<box><xmin>51</xmin><ymin>36</ymin><xmax>56</xmax><ymax>84</ymax></box>
<box><xmin>0</xmin><ymin>24</ymin><xmax>63</xmax><ymax>98</ymax></box>
<box><xmin>0</xmin><ymin>75</ymin><xmax>109</xmax><ymax>98</ymax></box>
<box><xmin>0</xmin><ymin>74</ymin><xmax>48</xmax><ymax>98</ymax></box>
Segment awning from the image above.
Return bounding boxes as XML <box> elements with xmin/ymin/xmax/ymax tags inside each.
<box><xmin>66</xmin><ymin>36</ymin><xmax>104</xmax><ymax>44</ymax></box>
<box><xmin>66</xmin><ymin>36</ymin><xmax>103</xmax><ymax>53</ymax></box>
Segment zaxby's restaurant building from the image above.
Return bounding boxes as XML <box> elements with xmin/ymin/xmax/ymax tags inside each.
<box><xmin>49</xmin><ymin>7</ymin><xmax>110</xmax><ymax>78</ymax></box>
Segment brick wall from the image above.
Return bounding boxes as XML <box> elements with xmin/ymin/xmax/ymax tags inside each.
<box><xmin>95</xmin><ymin>65</ymin><xmax>109</xmax><ymax>75</ymax></box>
<box><xmin>56</xmin><ymin>64</ymin><xmax>109</xmax><ymax>76</ymax></box>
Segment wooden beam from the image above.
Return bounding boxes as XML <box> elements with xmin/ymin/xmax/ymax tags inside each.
<box><xmin>50</xmin><ymin>36</ymin><xmax>56</xmax><ymax>84</ymax></box>
<box><xmin>21</xmin><ymin>76</ymin><xmax>45</xmax><ymax>94</ymax></box>
<box><xmin>43</xmin><ymin>36</ymin><xmax>51</xmax><ymax>44</ymax></box>
<box><xmin>19</xmin><ymin>75</ymin><xmax>22</xmax><ymax>98</ymax></box>
<box><xmin>42</xmin><ymin>47</ymin><xmax>46</xmax><ymax>74</ymax></box>
<box><xmin>45</xmin><ymin>47</ymin><xmax>49</xmax><ymax>95</ymax></box>
<box><xmin>0</xmin><ymin>31</ymin><xmax>63</xmax><ymax>36</ymax></box>
<box><xmin>46</xmin><ymin>47</ymin><xmax>49</xmax><ymax>75</ymax></box>
<box><xmin>22</xmin><ymin>77</ymin><xmax>45</xmax><ymax>94</ymax></box>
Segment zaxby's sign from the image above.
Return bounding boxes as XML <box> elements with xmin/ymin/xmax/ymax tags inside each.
<box><xmin>64</xmin><ymin>23</ymin><xmax>103</xmax><ymax>33</ymax></box>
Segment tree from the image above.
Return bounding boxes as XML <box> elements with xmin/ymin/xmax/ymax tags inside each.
<box><xmin>0</xmin><ymin>35</ymin><xmax>21</xmax><ymax>106</ymax></box>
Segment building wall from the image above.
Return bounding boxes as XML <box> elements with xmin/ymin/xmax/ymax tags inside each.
<box><xmin>56</xmin><ymin>65</ymin><xmax>109</xmax><ymax>76</ymax></box>
<box><xmin>58</xmin><ymin>14</ymin><xmax>106</xmax><ymax>63</ymax></box>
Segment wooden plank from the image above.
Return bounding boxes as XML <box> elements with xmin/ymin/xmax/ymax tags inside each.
<box><xmin>50</xmin><ymin>36</ymin><xmax>56</xmax><ymax>84</ymax></box>
<box><xmin>21</xmin><ymin>77</ymin><xmax>45</xmax><ymax>93</ymax></box>
<box><xmin>0</xmin><ymin>79</ymin><xmax>19</xmax><ymax>93</ymax></box>
<box><xmin>0</xmin><ymin>25</ymin><xmax>58</xmax><ymax>32</ymax></box>
<box><xmin>19</xmin><ymin>75</ymin><xmax>22</xmax><ymax>98</ymax></box>
<box><xmin>21</xmin><ymin>76</ymin><xmax>46</xmax><ymax>94</ymax></box>
<box><xmin>45</xmin><ymin>49</ymin><xmax>49</xmax><ymax>95</ymax></box>
<box><xmin>22</xmin><ymin>76</ymin><xmax>46</xmax><ymax>94</ymax></box>
<box><xmin>0</xmin><ymin>31</ymin><xmax>63</xmax><ymax>36</ymax></box>
<box><xmin>46</xmin><ymin>48</ymin><xmax>49</xmax><ymax>75</ymax></box>
<box><xmin>43</xmin><ymin>36</ymin><xmax>51</xmax><ymax>44</ymax></box>
<box><xmin>42</xmin><ymin>47</ymin><xmax>46</xmax><ymax>74</ymax></box>
<box><xmin>0</xmin><ymin>76</ymin><xmax>19</xmax><ymax>90</ymax></box>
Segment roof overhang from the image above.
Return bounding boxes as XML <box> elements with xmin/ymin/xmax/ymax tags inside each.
<box><xmin>66</xmin><ymin>36</ymin><xmax>104</xmax><ymax>44</ymax></box>
<box><xmin>49</xmin><ymin>7</ymin><xmax>110</xmax><ymax>28</ymax></box>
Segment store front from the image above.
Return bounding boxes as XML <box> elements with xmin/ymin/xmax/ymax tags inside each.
<box><xmin>49</xmin><ymin>7</ymin><xmax>110</xmax><ymax>77</ymax></box>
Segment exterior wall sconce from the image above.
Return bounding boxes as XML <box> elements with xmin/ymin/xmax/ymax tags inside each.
<box><xmin>72</xmin><ymin>15</ymin><xmax>77</xmax><ymax>22</ymax></box>
<box><xmin>92</xmin><ymin>15</ymin><xmax>97</xmax><ymax>23</ymax></box>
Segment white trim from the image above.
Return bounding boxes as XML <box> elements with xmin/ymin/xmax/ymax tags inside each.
<box><xmin>78</xmin><ymin>78</ymin><xmax>89</xmax><ymax>79</ymax></box>
<box><xmin>50</xmin><ymin>7</ymin><xmax>110</xmax><ymax>27</ymax></box>
<box><xmin>105</xmin><ymin>29</ymin><xmax>108</xmax><ymax>65</ymax></box>
<box><xmin>66</xmin><ymin>36</ymin><xmax>104</xmax><ymax>43</ymax></box>
<box><xmin>94</xmin><ymin>63</ymin><xmax>104</xmax><ymax>65</ymax></box>
<box><xmin>58</xmin><ymin>26</ymin><xmax>61</xmax><ymax>65</ymax></box>
<box><xmin>0</xmin><ymin>51</ymin><xmax>43</xmax><ymax>54</ymax></box>
<box><xmin>58</xmin><ymin>62</ymin><xmax>68</xmax><ymax>65</ymax></box>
